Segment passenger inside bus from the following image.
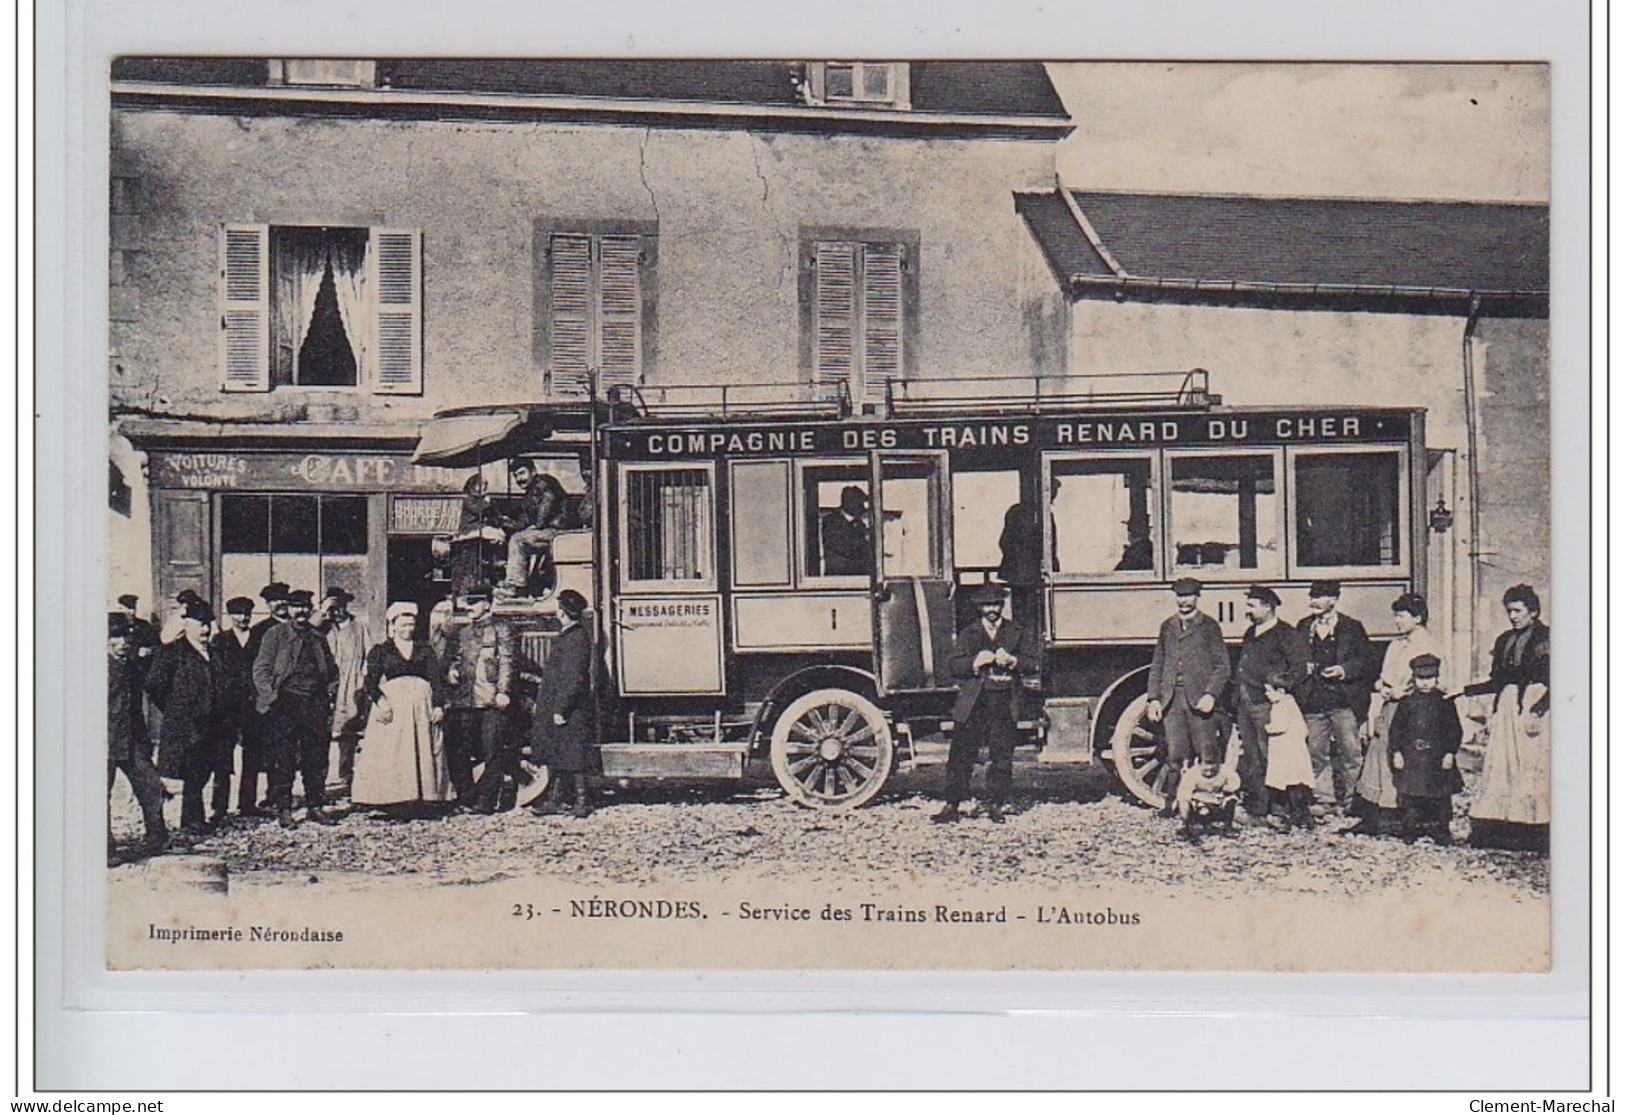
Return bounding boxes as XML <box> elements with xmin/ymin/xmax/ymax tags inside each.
<box><xmin>1049</xmin><ymin>458</ymin><xmax>1155</xmax><ymax>575</ymax></box>
<box><xmin>821</xmin><ymin>485</ymin><xmax>873</xmax><ymax>577</ymax></box>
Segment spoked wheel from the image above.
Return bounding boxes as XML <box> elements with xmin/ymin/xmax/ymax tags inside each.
<box><xmin>770</xmin><ymin>688</ymin><xmax>895</xmax><ymax>810</ymax></box>
<box><xmin>1110</xmin><ymin>693</ymin><xmax>1172</xmax><ymax>808</ymax></box>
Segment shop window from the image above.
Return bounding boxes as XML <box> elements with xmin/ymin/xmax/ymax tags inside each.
<box><xmin>536</xmin><ymin>225</ymin><xmax>656</xmax><ymax>398</ymax></box>
<box><xmin>1168</xmin><ymin>454</ymin><xmax>1280</xmax><ymax>575</ymax></box>
<box><xmin>623</xmin><ymin>467</ymin><xmax>713</xmax><ymax>586</ymax></box>
<box><xmin>804</xmin><ymin>63</ymin><xmax>911</xmax><ymax>109</ymax></box>
<box><xmin>800</xmin><ymin>233</ymin><xmax>916</xmax><ymax>407</ymax></box>
<box><xmin>219</xmin><ymin>224</ymin><xmax>421</xmax><ymax>395</ymax></box>
<box><xmin>1049</xmin><ymin>456</ymin><xmax>1156</xmax><ymax>577</ymax></box>
<box><xmin>800</xmin><ymin>463</ymin><xmax>871</xmax><ymax>580</ymax></box>
<box><xmin>219</xmin><ymin>494</ymin><xmax>371</xmax><ymax>613</ymax></box>
<box><xmin>1293</xmin><ymin>451</ymin><xmax>1402</xmax><ymax>569</ymax></box>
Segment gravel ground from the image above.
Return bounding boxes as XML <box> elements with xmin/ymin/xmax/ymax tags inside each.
<box><xmin>109</xmin><ymin>760</ymin><xmax>1548</xmax><ymax>900</ymax></box>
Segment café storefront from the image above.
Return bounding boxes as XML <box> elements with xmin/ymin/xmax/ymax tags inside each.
<box><xmin>131</xmin><ymin>436</ymin><xmax>480</xmax><ymax>635</ymax></box>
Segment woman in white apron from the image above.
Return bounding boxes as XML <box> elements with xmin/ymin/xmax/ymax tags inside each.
<box><xmin>351</xmin><ymin>602</ymin><xmax>450</xmax><ymax>817</ymax></box>
<box><xmin>1461</xmin><ymin>584</ymin><xmax>1550</xmax><ymax>852</ymax></box>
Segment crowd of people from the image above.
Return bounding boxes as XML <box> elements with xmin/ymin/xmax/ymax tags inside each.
<box><xmin>108</xmin><ymin>569</ymin><xmax>1551</xmax><ymax>863</ymax></box>
<box><xmin>106</xmin><ymin>580</ymin><xmax>595</xmax><ymax>865</ymax></box>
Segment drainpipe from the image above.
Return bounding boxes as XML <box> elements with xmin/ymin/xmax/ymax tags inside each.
<box><xmin>1461</xmin><ymin>294</ymin><xmax>1484</xmax><ymax>670</ymax></box>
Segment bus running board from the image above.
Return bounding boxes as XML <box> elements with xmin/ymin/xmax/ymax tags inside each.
<box><xmin>599</xmin><ymin>743</ymin><xmax>749</xmax><ymax>781</ymax></box>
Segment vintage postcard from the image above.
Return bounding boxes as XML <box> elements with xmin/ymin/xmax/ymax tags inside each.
<box><xmin>101</xmin><ymin>59</ymin><xmax>1553</xmax><ymax>972</ymax></box>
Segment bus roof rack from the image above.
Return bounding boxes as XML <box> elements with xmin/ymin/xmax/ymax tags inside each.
<box><xmin>604</xmin><ymin>381</ymin><xmax>852</xmax><ymax>422</ymax></box>
<box><xmin>884</xmin><ymin>369</ymin><xmax>1215</xmax><ymax>416</ymax></box>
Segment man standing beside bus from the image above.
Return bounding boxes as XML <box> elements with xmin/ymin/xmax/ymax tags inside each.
<box><xmin>934</xmin><ymin>584</ymin><xmax>1039</xmax><ymax>825</ymax></box>
<box><xmin>1233</xmin><ymin>585</ymin><xmax>1307</xmax><ymax>820</ymax></box>
<box><xmin>1145</xmin><ymin>578</ymin><xmax>1230</xmax><ymax>813</ymax></box>
<box><xmin>1296</xmin><ymin>580</ymin><xmax>1374</xmax><ymax>815</ymax></box>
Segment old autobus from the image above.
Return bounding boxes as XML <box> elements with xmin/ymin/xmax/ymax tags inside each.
<box><xmin>412</xmin><ymin>370</ymin><xmax>1430</xmax><ymax>809</ymax></box>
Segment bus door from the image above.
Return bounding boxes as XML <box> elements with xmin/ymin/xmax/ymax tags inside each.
<box><xmin>870</xmin><ymin>451</ymin><xmax>956</xmax><ymax>696</ymax></box>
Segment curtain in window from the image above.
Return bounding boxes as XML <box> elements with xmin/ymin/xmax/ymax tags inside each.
<box><xmin>327</xmin><ymin>231</ymin><xmax>369</xmax><ymax>375</ymax></box>
<box><xmin>272</xmin><ymin>230</ymin><xmax>327</xmax><ymax>383</ymax></box>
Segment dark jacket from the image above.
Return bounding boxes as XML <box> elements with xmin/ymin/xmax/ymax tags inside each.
<box><xmin>145</xmin><ymin>639</ymin><xmax>230</xmax><ymax>778</ymax></box>
<box><xmin>949</xmin><ymin>617</ymin><xmax>1041</xmax><ymax>726</ymax></box>
<box><xmin>1296</xmin><ymin>612</ymin><xmax>1376</xmax><ymax>714</ymax></box>
<box><xmin>361</xmin><ymin>640</ymin><xmax>445</xmax><ymax>709</ymax></box>
<box><xmin>504</xmin><ymin>473</ymin><xmax>568</xmax><ymax>533</ymax></box>
<box><xmin>820</xmin><ymin>510</ymin><xmax>871</xmax><ymax>577</ymax></box>
<box><xmin>996</xmin><ymin>501</ymin><xmax>1043</xmax><ymax>587</ymax></box>
<box><xmin>1147</xmin><ymin>611</ymin><xmax>1230</xmax><ymax>710</ymax></box>
<box><xmin>1463</xmin><ymin>621</ymin><xmax>1550</xmax><ymax>714</ymax></box>
<box><xmin>253</xmin><ymin>622</ymin><xmax>337</xmax><ymax>713</ymax></box>
<box><xmin>108</xmin><ymin>647</ymin><xmax>150</xmax><ymax>764</ymax></box>
<box><xmin>532</xmin><ymin>623</ymin><xmax>595</xmax><ymax>771</ymax></box>
<box><xmin>1234</xmin><ymin>619</ymin><xmax>1308</xmax><ymax>707</ymax></box>
<box><xmin>1388</xmin><ymin>689</ymin><xmax>1465</xmax><ymax>798</ymax></box>
<box><xmin>209</xmin><ymin>627</ymin><xmax>259</xmax><ymax>724</ymax></box>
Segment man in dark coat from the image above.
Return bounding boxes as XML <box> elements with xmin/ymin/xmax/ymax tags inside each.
<box><xmin>530</xmin><ymin>590</ymin><xmax>596</xmax><ymax>818</ymax></box>
<box><xmin>145</xmin><ymin>598</ymin><xmax>232</xmax><ymax>832</ymax></box>
<box><xmin>1233</xmin><ymin>584</ymin><xmax>1307</xmax><ymax>817</ymax></box>
<box><xmin>116</xmin><ymin>593</ymin><xmax>159</xmax><ymax>674</ymax></box>
<box><xmin>934</xmin><ymin>584</ymin><xmax>1040</xmax><ymax>824</ymax></box>
<box><xmin>443</xmin><ymin>586</ymin><xmax>517</xmax><ymax>813</ymax></box>
<box><xmin>498</xmin><ymin>458</ymin><xmax>570</xmax><ymax>599</ymax></box>
<box><xmin>108</xmin><ymin>612</ymin><xmax>167</xmax><ymax>861</ymax></box>
<box><xmin>209</xmin><ymin>596</ymin><xmax>259</xmax><ymax>819</ymax></box>
<box><xmin>1387</xmin><ymin>654</ymin><xmax>1463</xmax><ymax>844</ymax></box>
<box><xmin>235</xmin><ymin>581</ymin><xmax>290</xmax><ymax>815</ymax></box>
<box><xmin>1145</xmin><ymin>578</ymin><xmax>1231</xmax><ymax>811</ymax></box>
<box><xmin>820</xmin><ymin>485</ymin><xmax>872</xmax><ymax>577</ymax></box>
<box><xmin>254</xmin><ymin>589</ymin><xmax>338</xmax><ymax>828</ymax></box>
<box><xmin>1297</xmin><ymin>579</ymin><xmax>1375</xmax><ymax>812</ymax></box>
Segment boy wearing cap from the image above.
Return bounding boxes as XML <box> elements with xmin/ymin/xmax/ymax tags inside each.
<box><xmin>935</xmin><ymin>584</ymin><xmax>1039</xmax><ymax>824</ymax></box>
<box><xmin>1145</xmin><ymin>578</ymin><xmax>1230</xmax><ymax>812</ymax></box>
<box><xmin>1387</xmin><ymin>654</ymin><xmax>1463</xmax><ymax>844</ymax></box>
<box><xmin>1297</xmin><ymin>580</ymin><xmax>1375</xmax><ymax>813</ymax></box>
<box><xmin>1233</xmin><ymin>585</ymin><xmax>1308</xmax><ymax>818</ymax></box>
<box><xmin>254</xmin><ymin>589</ymin><xmax>339</xmax><ymax>827</ymax></box>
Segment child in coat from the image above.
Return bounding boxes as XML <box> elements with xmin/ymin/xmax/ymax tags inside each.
<box><xmin>1388</xmin><ymin>653</ymin><xmax>1463</xmax><ymax>844</ymax></box>
<box><xmin>1263</xmin><ymin>672</ymin><xmax>1316</xmax><ymax>829</ymax></box>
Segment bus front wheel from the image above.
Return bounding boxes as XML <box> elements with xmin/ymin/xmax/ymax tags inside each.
<box><xmin>769</xmin><ymin>688</ymin><xmax>894</xmax><ymax>810</ymax></box>
<box><xmin>1109</xmin><ymin>694</ymin><xmax>1172</xmax><ymax>808</ymax></box>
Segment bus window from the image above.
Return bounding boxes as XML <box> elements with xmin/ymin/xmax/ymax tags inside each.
<box><xmin>952</xmin><ymin>468</ymin><xmax>1021</xmax><ymax>573</ymax></box>
<box><xmin>730</xmin><ymin>460</ymin><xmax>791</xmax><ymax>587</ymax></box>
<box><xmin>622</xmin><ymin>464</ymin><xmax>715</xmax><ymax>587</ymax></box>
<box><xmin>878</xmin><ymin>457</ymin><xmax>944</xmax><ymax>578</ymax></box>
<box><xmin>1168</xmin><ymin>453</ymin><xmax>1281</xmax><ymax>575</ymax></box>
<box><xmin>1292</xmin><ymin>450</ymin><xmax>1402</xmax><ymax>570</ymax></box>
<box><xmin>1049</xmin><ymin>456</ymin><xmax>1155</xmax><ymax>576</ymax></box>
<box><xmin>799</xmin><ymin>462</ymin><xmax>871</xmax><ymax>580</ymax></box>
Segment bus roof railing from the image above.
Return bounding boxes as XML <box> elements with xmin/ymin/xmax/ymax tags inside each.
<box><xmin>603</xmin><ymin>380</ymin><xmax>852</xmax><ymax>421</ymax></box>
<box><xmin>884</xmin><ymin>369</ymin><xmax>1214</xmax><ymax>416</ymax></box>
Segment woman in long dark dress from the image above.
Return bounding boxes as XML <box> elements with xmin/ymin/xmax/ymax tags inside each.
<box><xmin>530</xmin><ymin>590</ymin><xmax>596</xmax><ymax>818</ymax></box>
<box><xmin>1462</xmin><ymin>584</ymin><xmax>1550</xmax><ymax>852</ymax></box>
<box><xmin>351</xmin><ymin>602</ymin><xmax>449</xmax><ymax>817</ymax></box>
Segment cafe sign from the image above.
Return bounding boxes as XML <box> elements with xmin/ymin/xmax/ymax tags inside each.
<box><xmin>152</xmin><ymin>451</ymin><xmax>470</xmax><ymax>492</ymax></box>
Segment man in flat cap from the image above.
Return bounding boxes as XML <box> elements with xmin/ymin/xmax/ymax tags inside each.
<box><xmin>821</xmin><ymin>485</ymin><xmax>873</xmax><ymax>577</ymax></box>
<box><xmin>497</xmin><ymin>458</ymin><xmax>570</xmax><ymax>599</ymax></box>
<box><xmin>1145</xmin><ymin>578</ymin><xmax>1230</xmax><ymax>812</ymax></box>
<box><xmin>234</xmin><ymin>582</ymin><xmax>291</xmax><ymax>815</ymax></box>
<box><xmin>443</xmin><ymin>583</ymin><xmax>516</xmax><ymax>813</ymax></box>
<box><xmin>319</xmin><ymin>586</ymin><xmax>371</xmax><ymax>796</ymax></box>
<box><xmin>107</xmin><ymin>612</ymin><xmax>167</xmax><ymax>862</ymax></box>
<box><xmin>934</xmin><ymin>584</ymin><xmax>1040</xmax><ymax>824</ymax></box>
<box><xmin>1233</xmin><ymin>584</ymin><xmax>1308</xmax><ymax>818</ymax></box>
<box><xmin>253</xmin><ymin>589</ymin><xmax>338</xmax><ymax>827</ymax></box>
<box><xmin>1297</xmin><ymin>579</ymin><xmax>1375</xmax><ymax>814</ymax></box>
<box><xmin>209</xmin><ymin>596</ymin><xmax>259</xmax><ymax>818</ymax></box>
<box><xmin>115</xmin><ymin>593</ymin><xmax>159</xmax><ymax>672</ymax></box>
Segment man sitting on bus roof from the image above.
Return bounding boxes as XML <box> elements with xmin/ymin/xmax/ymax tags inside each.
<box><xmin>496</xmin><ymin>458</ymin><xmax>569</xmax><ymax>600</ymax></box>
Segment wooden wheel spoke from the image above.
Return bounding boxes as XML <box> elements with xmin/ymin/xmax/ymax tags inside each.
<box><xmin>1131</xmin><ymin>726</ymin><xmax>1155</xmax><ymax>742</ymax></box>
<box><xmin>788</xmin><ymin>755</ymin><xmax>821</xmax><ymax>778</ymax></box>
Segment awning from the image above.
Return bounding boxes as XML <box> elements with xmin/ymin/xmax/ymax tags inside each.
<box><xmin>412</xmin><ymin>410</ymin><xmax>524</xmax><ymax>468</ymax></box>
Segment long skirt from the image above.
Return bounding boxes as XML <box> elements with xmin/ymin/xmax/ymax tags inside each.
<box><xmin>1470</xmin><ymin>685</ymin><xmax>1550</xmax><ymax>826</ymax></box>
<box><xmin>351</xmin><ymin>676</ymin><xmax>451</xmax><ymax>806</ymax></box>
<box><xmin>1353</xmin><ymin>700</ymin><xmax>1400</xmax><ymax>810</ymax></box>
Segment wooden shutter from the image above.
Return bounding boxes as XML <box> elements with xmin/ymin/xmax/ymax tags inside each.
<box><xmin>219</xmin><ymin>224</ymin><xmax>270</xmax><ymax>392</ymax></box>
<box><xmin>597</xmin><ymin>235</ymin><xmax>643</xmax><ymax>393</ymax></box>
<box><xmin>371</xmin><ymin>228</ymin><xmax>422</xmax><ymax>395</ymax></box>
<box><xmin>861</xmin><ymin>243</ymin><xmax>904</xmax><ymax>400</ymax></box>
<box><xmin>151</xmin><ymin>490</ymin><xmax>211</xmax><ymax>607</ymax></box>
<box><xmin>813</xmin><ymin>242</ymin><xmax>856</xmax><ymax>390</ymax></box>
<box><xmin>549</xmin><ymin>233</ymin><xmax>593</xmax><ymax>396</ymax></box>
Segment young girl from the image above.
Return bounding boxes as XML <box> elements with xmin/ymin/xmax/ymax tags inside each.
<box><xmin>1263</xmin><ymin>671</ymin><xmax>1316</xmax><ymax>829</ymax></box>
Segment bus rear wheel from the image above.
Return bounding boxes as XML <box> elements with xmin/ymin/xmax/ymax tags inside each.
<box><xmin>1110</xmin><ymin>694</ymin><xmax>1172</xmax><ymax>808</ymax></box>
<box><xmin>769</xmin><ymin>688</ymin><xmax>894</xmax><ymax>810</ymax></box>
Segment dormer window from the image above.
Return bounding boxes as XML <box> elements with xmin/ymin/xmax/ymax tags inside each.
<box><xmin>268</xmin><ymin>59</ymin><xmax>378</xmax><ymax>88</ymax></box>
<box><xmin>805</xmin><ymin>63</ymin><xmax>910</xmax><ymax>109</ymax></box>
